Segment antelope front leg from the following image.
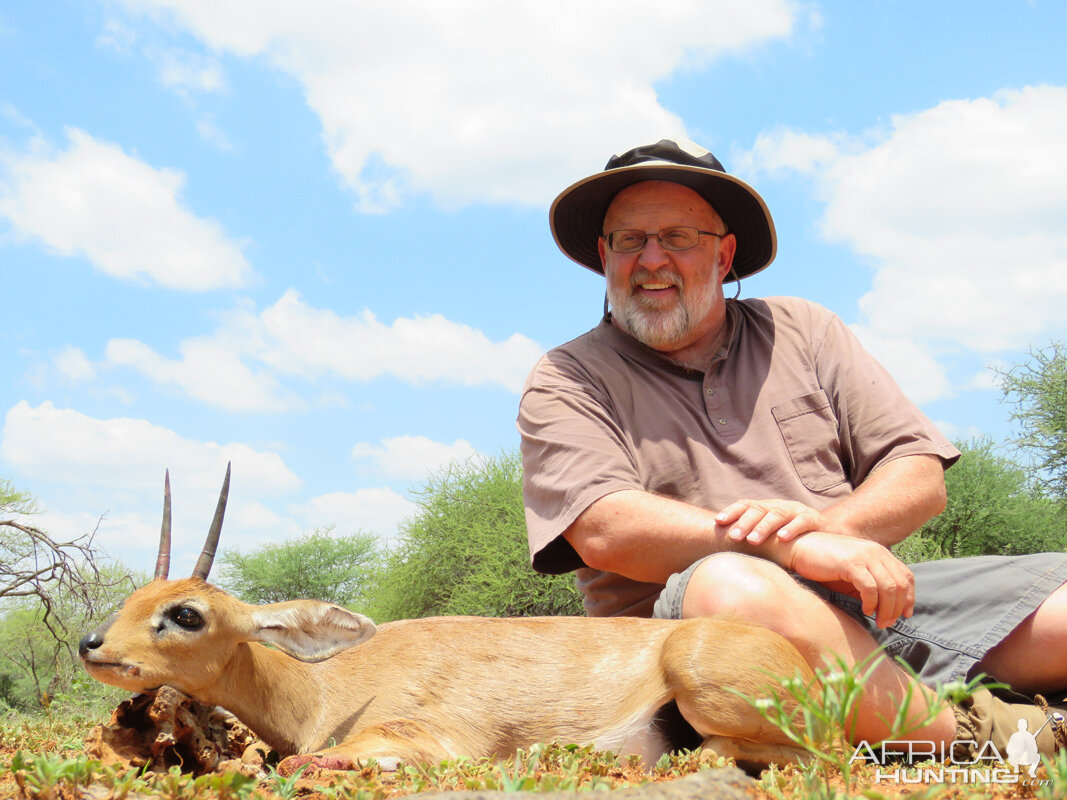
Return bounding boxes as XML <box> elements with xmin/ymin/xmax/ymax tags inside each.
<box><xmin>278</xmin><ymin>719</ymin><xmax>449</xmax><ymax>776</ymax></box>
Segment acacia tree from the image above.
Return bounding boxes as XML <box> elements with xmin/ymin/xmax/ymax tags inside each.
<box><xmin>366</xmin><ymin>451</ymin><xmax>583</xmax><ymax>621</ymax></box>
<box><xmin>898</xmin><ymin>438</ymin><xmax>1067</xmax><ymax>562</ymax></box>
<box><xmin>0</xmin><ymin>479</ymin><xmax>118</xmax><ymax>645</ymax></box>
<box><xmin>216</xmin><ymin>526</ymin><xmax>379</xmax><ymax>606</ymax></box>
<box><xmin>0</xmin><ymin>479</ymin><xmax>133</xmax><ymax>709</ymax></box>
<box><xmin>0</xmin><ymin>559</ymin><xmax>137</xmax><ymax>711</ymax></box>
<box><xmin>998</xmin><ymin>341</ymin><xmax>1067</xmax><ymax>498</ymax></box>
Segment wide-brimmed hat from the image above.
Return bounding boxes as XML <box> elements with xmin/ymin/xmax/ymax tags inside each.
<box><xmin>550</xmin><ymin>139</ymin><xmax>776</xmax><ymax>279</ymax></box>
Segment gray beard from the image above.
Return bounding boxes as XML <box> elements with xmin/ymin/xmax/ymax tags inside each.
<box><xmin>608</xmin><ymin>272</ymin><xmax>716</xmax><ymax>350</ymax></box>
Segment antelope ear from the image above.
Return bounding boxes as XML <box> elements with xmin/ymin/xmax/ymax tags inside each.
<box><xmin>248</xmin><ymin>600</ymin><xmax>377</xmax><ymax>662</ymax></box>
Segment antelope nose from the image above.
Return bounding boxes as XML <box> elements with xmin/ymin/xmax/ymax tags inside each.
<box><xmin>78</xmin><ymin>631</ymin><xmax>104</xmax><ymax>658</ymax></box>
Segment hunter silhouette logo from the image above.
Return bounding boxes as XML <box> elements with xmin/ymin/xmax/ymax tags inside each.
<box><xmin>1006</xmin><ymin>719</ymin><xmax>1040</xmax><ymax>778</ymax></box>
<box><xmin>1007</xmin><ymin>711</ymin><xmax>1064</xmax><ymax>778</ymax></box>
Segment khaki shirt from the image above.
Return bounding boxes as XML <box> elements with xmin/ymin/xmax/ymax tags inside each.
<box><xmin>518</xmin><ymin>296</ymin><xmax>960</xmax><ymax>617</ymax></box>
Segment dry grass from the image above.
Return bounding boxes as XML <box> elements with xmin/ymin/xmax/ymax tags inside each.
<box><xmin>3</xmin><ymin>725</ymin><xmax>1067</xmax><ymax>800</ymax></box>
<box><xmin>4</xmin><ymin>666</ymin><xmax>1067</xmax><ymax>800</ymax></box>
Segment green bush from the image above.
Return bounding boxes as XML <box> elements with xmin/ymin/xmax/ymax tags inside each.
<box><xmin>998</xmin><ymin>341</ymin><xmax>1067</xmax><ymax>498</ymax></box>
<box><xmin>899</xmin><ymin>438</ymin><xmax>1067</xmax><ymax>562</ymax></box>
<box><xmin>0</xmin><ymin>561</ymin><xmax>138</xmax><ymax>716</ymax></box>
<box><xmin>365</xmin><ymin>451</ymin><xmax>583</xmax><ymax>621</ymax></box>
<box><xmin>217</xmin><ymin>527</ymin><xmax>378</xmax><ymax>606</ymax></box>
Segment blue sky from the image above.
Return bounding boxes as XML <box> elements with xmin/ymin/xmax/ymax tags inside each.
<box><xmin>2</xmin><ymin>1</ymin><xmax>1066</xmax><ymax>577</ymax></box>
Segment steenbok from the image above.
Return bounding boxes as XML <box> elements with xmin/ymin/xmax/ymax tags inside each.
<box><xmin>80</xmin><ymin>466</ymin><xmax>812</xmax><ymax>774</ymax></box>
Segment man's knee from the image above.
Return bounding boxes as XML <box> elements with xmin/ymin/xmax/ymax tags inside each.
<box><xmin>681</xmin><ymin>553</ymin><xmax>799</xmax><ymax>623</ymax></box>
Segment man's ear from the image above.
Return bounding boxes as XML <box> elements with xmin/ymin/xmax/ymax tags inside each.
<box><xmin>597</xmin><ymin>236</ymin><xmax>609</xmax><ymax>272</ymax></box>
<box><xmin>717</xmin><ymin>233</ymin><xmax>737</xmax><ymax>282</ymax></box>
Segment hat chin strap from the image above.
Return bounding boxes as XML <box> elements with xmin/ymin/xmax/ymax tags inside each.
<box><xmin>728</xmin><ymin>267</ymin><xmax>741</xmax><ymax>302</ymax></box>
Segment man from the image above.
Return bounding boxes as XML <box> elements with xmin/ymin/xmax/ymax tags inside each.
<box><xmin>518</xmin><ymin>140</ymin><xmax>1067</xmax><ymax>756</ymax></box>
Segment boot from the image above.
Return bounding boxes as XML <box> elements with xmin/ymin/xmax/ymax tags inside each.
<box><xmin>953</xmin><ymin>688</ymin><xmax>1067</xmax><ymax>763</ymax></box>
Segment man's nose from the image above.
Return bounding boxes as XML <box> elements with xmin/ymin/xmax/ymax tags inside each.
<box><xmin>636</xmin><ymin>235</ymin><xmax>670</xmax><ymax>267</ymax></box>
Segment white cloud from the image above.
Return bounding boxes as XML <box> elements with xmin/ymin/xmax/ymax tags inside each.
<box><xmin>0</xmin><ymin>401</ymin><xmax>299</xmax><ymax>495</ymax></box>
<box><xmin>933</xmin><ymin>420</ymin><xmax>986</xmax><ymax>443</ymax></box>
<box><xmin>106</xmin><ymin>289</ymin><xmax>544</xmax><ymax>407</ymax></box>
<box><xmin>352</xmin><ymin>435</ymin><xmax>482</xmax><ymax>481</ymax></box>
<box><xmin>747</xmin><ymin>85</ymin><xmax>1067</xmax><ymax>401</ymax></box>
<box><xmin>196</xmin><ymin>113</ymin><xmax>235</xmax><ymax>151</ymax></box>
<box><xmin>256</xmin><ymin>290</ymin><xmax>543</xmax><ymax>391</ymax></box>
<box><xmin>53</xmin><ymin>345</ymin><xmax>96</xmax><ymax>382</ymax></box>
<box><xmin>0</xmin><ymin>401</ymin><xmax>308</xmax><ymax>576</ymax></box>
<box><xmin>105</xmin><ymin>335</ymin><xmax>302</xmax><ymax>412</ymax></box>
<box><xmin>32</xmin><ymin>495</ymin><xmax>304</xmax><ymax>580</ymax></box>
<box><xmin>153</xmin><ymin>46</ymin><xmax>225</xmax><ymax>93</ymax></box>
<box><xmin>0</xmin><ymin>128</ymin><xmax>252</xmax><ymax>289</ymax></box>
<box><xmin>114</xmin><ymin>0</ymin><xmax>796</xmax><ymax>210</ymax></box>
<box><xmin>0</xmin><ymin>103</ymin><xmax>40</xmax><ymax>135</ymax></box>
<box><xmin>0</xmin><ymin>406</ymin><xmax>415</xmax><ymax>577</ymax></box>
<box><xmin>848</xmin><ymin>325</ymin><xmax>951</xmax><ymax>406</ymax></box>
<box><xmin>289</xmin><ymin>488</ymin><xmax>417</xmax><ymax>543</ymax></box>
<box><xmin>968</xmin><ymin>366</ymin><xmax>1002</xmax><ymax>392</ymax></box>
<box><xmin>95</xmin><ymin>18</ymin><xmax>138</xmax><ymax>54</ymax></box>
<box><xmin>741</xmin><ymin>126</ymin><xmax>847</xmax><ymax>175</ymax></box>
<box><xmin>28</xmin><ymin>506</ymin><xmax>151</xmax><ymax>567</ymax></box>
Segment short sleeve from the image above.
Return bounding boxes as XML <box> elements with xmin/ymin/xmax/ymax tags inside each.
<box><xmin>812</xmin><ymin>312</ymin><xmax>960</xmax><ymax>483</ymax></box>
<box><xmin>518</xmin><ymin>350</ymin><xmax>645</xmax><ymax>574</ymax></box>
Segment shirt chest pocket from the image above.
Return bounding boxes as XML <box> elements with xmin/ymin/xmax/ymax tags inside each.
<box><xmin>771</xmin><ymin>390</ymin><xmax>847</xmax><ymax>493</ymax></box>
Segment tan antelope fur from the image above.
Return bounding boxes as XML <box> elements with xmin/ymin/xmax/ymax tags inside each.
<box><xmin>80</xmin><ymin>467</ymin><xmax>815</xmax><ymax>774</ymax></box>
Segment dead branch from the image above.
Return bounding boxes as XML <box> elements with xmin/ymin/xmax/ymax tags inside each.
<box><xmin>0</xmin><ymin>516</ymin><xmax>121</xmax><ymax>637</ymax></box>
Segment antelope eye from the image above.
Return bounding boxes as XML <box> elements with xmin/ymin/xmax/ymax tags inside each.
<box><xmin>170</xmin><ymin>606</ymin><xmax>205</xmax><ymax>630</ymax></box>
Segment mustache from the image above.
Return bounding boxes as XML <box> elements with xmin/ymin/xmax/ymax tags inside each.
<box><xmin>629</xmin><ymin>269</ymin><xmax>685</xmax><ymax>290</ymax></box>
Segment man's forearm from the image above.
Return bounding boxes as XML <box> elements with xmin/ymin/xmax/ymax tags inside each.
<box><xmin>562</xmin><ymin>489</ymin><xmax>789</xmax><ymax>584</ymax></box>
<box><xmin>562</xmin><ymin>454</ymin><xmax>947</xmax><ymax>583</ymax></box>
<box><xmin>564</xmin><ymin>486</ymin><xmax>921</xmax><ymax>627</ymax></box>
<box><xmin>716</xmin><ymin>454</ymin><xmax>948</xmax><ymax>547</ymax></box>
<box><xmin>819</xmin><ymin>454</ymin><xmax>947</xmax><ymax>546</ymax></box>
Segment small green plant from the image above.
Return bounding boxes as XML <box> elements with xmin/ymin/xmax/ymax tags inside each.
<box><xmin>497</xmin><ymin>744</ymin><xmax>543</xmax><ymax>792</ymax></box>
<box><xmin>652</xmin><ymin>746</ymin><xmax>725</xmax><ymax>779</ymax></box>
<box><xmin>265</xmin><ymin>761</ymin><xmax>309</xmax><ymax>799</ymax></box>
<box><xmin>153</xmin><ymin>766</ymin><xmax>196</xmax><ymax>800</ymax></box>
<box><xmin>1039</xmin><ymin>747</ymin><xmax>1067</xmax><ymax>800</ymax></box>
<box><xmin>193</xmin><ymin>770</ymin><xmax>258</xmax><ymax>800</ymax></box>
<box><xmin>757</xmin><ymin>762</ymin><xmax>791</xmax><ymax>800</ymax></box>
<box><xmin>736</xmin><ymin>651</ymin><xmax>990</xmax><ymax>798</ymax></box>
<box><xmin>8</xmin><ymin>751</ymin><xmax>106</xmax><ymax>799</ymax></box>
<box><xmin>99</xmin><ymin>764</ymin><xmax>151</xmax><ymax>800</ymax></box>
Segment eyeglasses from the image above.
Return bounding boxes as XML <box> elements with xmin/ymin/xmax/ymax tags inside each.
<box><xmin>602</xmin><ymin>226</ymin><xmax>726</xmax><ymax>253</ymax></box>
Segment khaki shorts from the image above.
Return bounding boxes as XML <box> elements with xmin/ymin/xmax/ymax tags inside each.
<box><xmin>652</xmin><ymin>552</ymin><xmax>1067</xmax><ymax>689</ymax></box>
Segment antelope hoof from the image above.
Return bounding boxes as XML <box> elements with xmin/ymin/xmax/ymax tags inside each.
<box><xmin>278</xmin><ymin>753</ymin><xmax>357</xmax><ymax>776</ymax></box>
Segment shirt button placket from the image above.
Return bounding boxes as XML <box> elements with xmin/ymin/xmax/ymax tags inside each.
<box><xmin>703</xmin><ymin>378</ymin><xmax>733</xmax><ymax>433</ymax></box>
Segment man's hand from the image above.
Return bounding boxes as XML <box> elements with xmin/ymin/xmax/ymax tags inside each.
<box><xmin>784</xmin><ymin>532</ymin><xmax>915</xmax><ymax>629</ymax></box>
<box><xmin>716</xmin><ymin>499</ymin><xmax>826</xmax><ymax>544</ymax></box>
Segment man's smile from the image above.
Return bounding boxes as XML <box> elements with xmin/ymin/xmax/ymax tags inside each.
<box><xmin>632</xmin><ymin>281</ymin><xmax>682</xmax><ymax>304</ymax></box>
<box><xmin>630</xmin><ymin>270</ymin><xmax>683</xmax><ymax>298</ymax></box>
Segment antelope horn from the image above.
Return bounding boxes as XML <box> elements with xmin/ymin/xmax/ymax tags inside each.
<box><xmin>192</xmin><ymin>462</ymin><xmax>230</xmax><ymax>580</ymax></box>
<box><xmin>154</xmin><ymin>470</ymin><xmax>172</xmax><ymax>579</ymax></box>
